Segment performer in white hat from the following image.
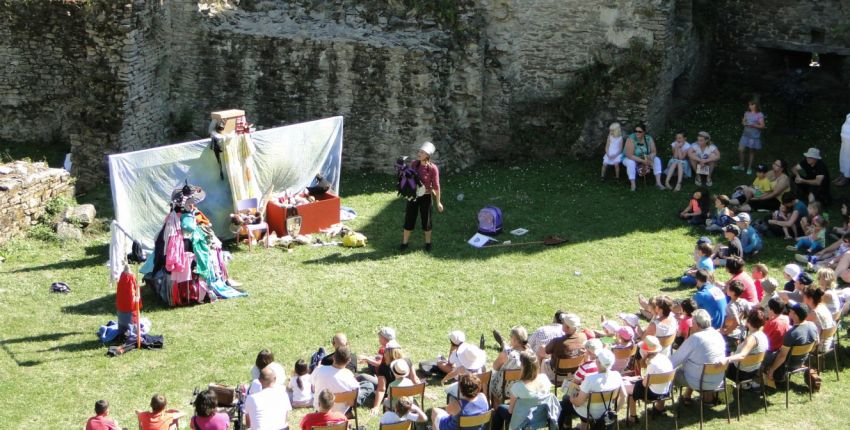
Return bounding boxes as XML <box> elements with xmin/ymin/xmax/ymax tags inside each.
<box><xmin>834</xmin><ymin>114</ymin><xmax>850</xmax><ymax>186</ymax></box>
<box><xmin>400</xmin><ymin>141</ymin><xmax>444</xmax><ymax>252</ymax></box>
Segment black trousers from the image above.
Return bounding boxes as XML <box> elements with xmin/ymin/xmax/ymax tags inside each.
<box><xmin>404</xmin><ymin>194</ymin><xmax>432</xmax><ymax>231</ymax></box>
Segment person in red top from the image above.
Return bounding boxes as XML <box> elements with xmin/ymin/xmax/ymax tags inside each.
<box><xmin>137</xmin><ymin>394</ymin><xmax>185</xmax><ymax>430</ymax></box>
<box><xmin>115</xmin><ymin>270</ymin><xmax>141</xmax><ymax>331</ymax></box>
<box><xmin>751</xmin><ymin>263</ymin><xmax>769</xmax><ymax>303</ymax></box>
<box><xmin>724</xmin><ymin>257</ymin><xmax>758</xmax><ymax>304</ymax></box>
<box><xmin>86</xmin><ymin>400</ymin><xmax>119</xmax><ymax>430</ymax></box>
<box><xmin>300</xmin><ymin>389</ymin><xmax>348</xmax><ymax>430</ymax></box>
<box><xmin>763</xmin><ymin>298</ymin><xmax>791</xmax><ymax>353</ymax></box>
<box><xmin>400</xmin><ymin>141</ymin><xmax>443</xmax><ymax>252</ymax></box>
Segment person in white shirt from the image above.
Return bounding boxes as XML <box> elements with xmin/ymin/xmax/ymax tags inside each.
<box><xmin>567</xmin><ymin>349</ymin><xmax>626</xmax><ymax>430</ymax></box>
<box><xmin>623</xmin><ymin>336</ymin><xmax>674</xmax><ymax>423</ymax></box>
<box><xmin>250</xmin><ymin>349</ymin><xmax>287</xmax><ymax>389</ymax></box>
<box><xmin>527</xmin><ymin>310</ymin><xmax>566</xmax><ymax>360</ymax></box>
<box><xmin>311</xmin><ymin>347</ymin><xmax>360</xmax><ymax>413</ymax></box>
<box><xmin>379</xmin><ymin>396</ymin><xmax>427</xmax><ymax>425</ymax></box>
<box><xmin>671</xmin><ymin>309</ymin><xmax>727</xmax><ymax>403</ymax></box>
<box><xmin>245</xmin><ymin>367</ymin><xmax>292</xmax><ymax>430</ymax></box>
<box><xmin>288</xmin><ymin>359</ymin><xmax>313</xmax><ymax>408</ymax></box>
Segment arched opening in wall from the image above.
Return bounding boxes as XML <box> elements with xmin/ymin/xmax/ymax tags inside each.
<box><xmin>671</xmin><ymin>71</ymin><xmax>693</xmax><ymax>115</ymax></box>
<box><xmin>674</xmin><ymin>0</ymin><xmax>692</xmax><ymax>23</ymax></box>
<box><xmin>758</xmin><ymin>48</ymin><xmax>849</xmax><ymax>102</ymax></box>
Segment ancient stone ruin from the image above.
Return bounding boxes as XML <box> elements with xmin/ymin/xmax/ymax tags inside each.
<box><xmin>0</xmin><ymin>161</ymin><xmax>75</xmax><ymax>245</ymax></box>
<box><xmin>1</xmin><ymin>0</ymin><xmax>848</xmax><ymax>191</ymax></box>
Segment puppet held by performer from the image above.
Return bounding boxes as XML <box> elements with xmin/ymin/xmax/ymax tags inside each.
<box><xmin>398</xmin><ymin>142</ymin><xmax>444</xmax><ymax>252</ymax></box>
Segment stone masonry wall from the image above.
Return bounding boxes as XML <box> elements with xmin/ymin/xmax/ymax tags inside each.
<box><xmin>0</xmin><ymin>161</ymin><xmax>74</xmax><ymax>245</ymax></box>
<box><xmin>0</xmin><ymin>0</ymin><xmax>714</xmax><ymax>186</ymax></box>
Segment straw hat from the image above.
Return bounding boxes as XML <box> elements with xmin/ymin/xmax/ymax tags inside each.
<box><xmin>456</xmin><ymin>343</ymin><xmax>486</xmax><ymax>370</ymax></box>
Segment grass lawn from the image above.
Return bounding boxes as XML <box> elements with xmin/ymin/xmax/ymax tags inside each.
<box><xmin>1</xmin><ymin>96</ymin><xmax>848</xmax><ymax>429</ymax></box>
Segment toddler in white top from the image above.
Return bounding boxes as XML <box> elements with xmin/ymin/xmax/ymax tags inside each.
<box><xmin>288</xmin><ymin>359</ymin><xmax>313</xmax><ymax>408</ymax></box>
<box><xmin>601</xmin><ymin>122</ymin><xmax>624</xmax><ymax>180</ymax></box>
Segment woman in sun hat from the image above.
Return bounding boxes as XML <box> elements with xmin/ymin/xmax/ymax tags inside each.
<box><xmin>400</xmin><ymin>141</ymin><xmax>443</xmax><ymax>252</ymax></box>
<box><xmin>792</xmin><ymin>147</ymin><xmax>831</xmax><ymax>204</ymax></box>
<box><xmin>433</xmin><ymin>331</ymin><xmax>466</xmax><ymax>375</ymax></box>
<box><xmin>442</xmin><ymin>342</ymin><xmax>487</xmax><ymax>384</ymax></box>
<box><xmin>623</xmin><ymin>335</ymin><xmax>674</xmax><ymax>423</ymax></box>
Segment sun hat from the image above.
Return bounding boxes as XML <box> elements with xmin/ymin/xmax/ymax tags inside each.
<box><xmin>378</xmin><ymin>327</ymin><xmax>396</xmax><ymax>341</ymax></box>
<box><xmin>456</xmin><ymin>343</ymin><xmax>486</xmax><ymax>370</ymax></box>
<box><xmin>638</xmin><ymin>335</ymin><xmax>663</xmax><ymax>354</ymax></box>
<box><xmin>784</xmin><ymin>264</ymin><xmax>802</xmax><ymax>281</ymax></box>
<box><xmin>601</xmin><ymin>319</ymin><xmax>621</xmax><ymax>335</ymax></box>
<box><xmin>584</xmin><ymin>338</ymin><xmax>604</xmax><ymax>356</ymax></box>
<box><xmin>560</xmin><ymin>313</ymin><xmax>581</xmax><ymax>329</ymax></box>
<box><xmin>448</xmin><ymin>330</ymin><xmax>466</xmax><ymax>346</ymax></box>
<box><xmin>595</xmin><ymin>349</ymin><xmax>615</xmax><ymax>370</ymax></box>
<box><xmin>390</xmin><ymin>359</ymin><xmax>410</xmax><ymax>377</ymax></box>
<box><xmin>618</xmin><ymin>313</ymin><xmax>639</xmax><ymax>327</ymax></box>
<box><xmin>803</xmin><ymin>148</ymin><xmax>822</xmax><ymax>159</ymax></box>
<box><xmin>616</xmin><ymin>326</ymin><xmax>635</xmax><ymax>342</ymax></box>
<box><xmin>171</xmin><ymin>180</ymin><xmax>206</xmax><ymax>208</ymax></box>
<box><xmin>733</xmin><ymin>213</ymin><xmax>750</xmax><ymax>223</ymax></box>
<box><xmin>419</xmin><ymin>141</ymin><xmax>436</xmax><ymax>156</ymax></box>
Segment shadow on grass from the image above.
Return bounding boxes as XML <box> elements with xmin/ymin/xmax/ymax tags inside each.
<box><xmin>61</xmin><ymin>286</ymin><xmax>171</xmax><ymax>315</ymax></box>
<box><xmin>6</xmin><ymin>243</ymin><xmax>107</xmax><ymax>273</ymax></box>
<box><xmin>0</xmin><ymin>331</ymin><xmax>87</xmax><ymax>367</ymax></box>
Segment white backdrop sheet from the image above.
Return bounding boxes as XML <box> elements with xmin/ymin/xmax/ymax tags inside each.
<box><xmin>109</xmin><ymin>117</ymin><xmax>343</xmax><ymax>249</ymax></box>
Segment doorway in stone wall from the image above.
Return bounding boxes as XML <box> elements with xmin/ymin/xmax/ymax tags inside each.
<box><xmin>760</xmin><ymin>47</ymin><xmax>849</xmax><ymax>102</ymax></box>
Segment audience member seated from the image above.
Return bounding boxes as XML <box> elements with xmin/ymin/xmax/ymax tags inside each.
<box><xmin>250</xmin><ymin>349</ymin><xmax>287</xmax><ymax>391</ymax></box>
<box><xmin>527</xmin><ymin>310</ymin><xmax>566</xmax><ymax>361</ymax></box>
<box><xmin>437</xmin><ymin>331</ymin><xmax>469</xmax><ymax>377</ymax></box>
<box><xmin>493</xmin><ymin>351</ymin><xmax>554</xmax><ymax>430</ymax></box>
<box><xmin>800</xmin><ymin>233</ymin><xmax>850</xmax><ymax>271</ymax></box>
<box><xmin>190</xmin><ymin>389</ymin><xmax>229</xmax><ymax>430</ymax></box>
<box><xmin>679</xmin><ymin>189</ymin><xmax>711</xmax><ymax>225</ymax></box>
<box><xmin>692</xmin><ymin>270</ymin><xmax>727</xmax><ymax>330</ymax></box>
<box><xmin>767</xmin><ymin>194</ymin><xmax>806</xmax><ymax>239</ymax></box>
<box><xmin>611</xmin><ymin>326</ymin><xmax>636</xmax><ymax>372</ymax></box>
<box><xmin>763</xmin><ymin>304</ymin><xmax>819</xmax><ymax>385</ymax></box>
<box><xmin>299</xmin><ymin>389</ymin><xmax>347</xmax><ymax>430</ymax></box>
<box><xmin>319</xmin><ymin>333</ymin><xmax>358</xmax><ymax>373</ymax></box>
<box><xmin>745</xmin><ymin>159</ymin><xmax>791</xmax><ymax>212</ymax></box>
<box><xmin>712</xmin><ymin>225</ymin><xmax>743</xmax><ymax>267</ymax></box>
<box><xmin>289</xmin><ymin>359</ymin><xmax>313</xmax><ymax>408</ymax></box>
<box><xmin>778</xmin><ymin>272</ymin><xmax>813</xmax><ymax>305</ymax></box>
<box><xmin>734</xmin><ymin>213</ymin><xmax>763</xmax><ymax>256</ymax></box>
<box><xmin>671</xmin><ymin>309</ymin><xmax>726</xmax><ymax>404</ymax></box>
<box><xmin>562</xmin><ymin>349</ymin><xmax>625</xmax><ymax>430</ymax></box>
<box><xmin>137</xmin><ymin>394</ymin><xmax>185</xmax><ymax>430</ymax></box>
<box><xmin>490</xmin><ymin>326</ymin><xmax>532</xmax><ymax>404</ymax></box>
<box><xmin>359</xmin><ymin>327</ymin><xmax>396</xmax><ymax>375</ymax></box>
<box><xmin>633</xmin><ymin>295</ymin><xmax>677</xmax><ymax>356</ymax></box>
<box><xmin>688</xmin><ymin>131</ymin><xmax>721</xmax><ymax>187</ymax></box>
<box><xmin>681</xmin><ymin>238</ymin><xmax>714</xmax><ymax>286</ymax></box>
<box><xmin>673</xmin><ymin>299</ymin><xmax>696</xmax><ymax>348</ymax></box>
<box><xmin>312</xmin><ymin>347</ymin><xmax>361</xmax><ymax>414</ymax></box>
<box><xmin>245</xmin><ymin>368</ymin><xmax>291</xmax><ymax>430</ymax></box>
<box><xmin>720</xmin><ymin>281</ymin><xmax>753</xmax><ymax>349</ymax></box>
<box><xmin>380</xmin><ymin>397</ymin><xmax>427</xmax><ymax>425</ymax></box>
<box><xmin>722</xmin><ymin>308</ymin><xmax>768</xmax><ymax>390</ymax></box>
<box><xmin>562</xmin><ymin>339</ymin><xmax>603</xmax><ymax>396</ymax></box>
<box><xmin>542</xmin><ymin>313</ymin><xmax>588</xmax><ymax>382</ymax></box>
<box><xmin>371</xmin><ymin>343</ymin><xmax>422</xmax><ymax>415</ymax></box>
<box><xmin>723</xmin><ymin>257</ymin><xmax>758</xmax><ymax>304</ymax></box>
<box><xmin>86</xmin><ymin>400</ymin><xmax>119</xmax><ymax>430</ymax></box>
<box><xmin>803</xmin><ymin>285</ymin><xmax>836</xmax><ymax>353</ymax></box>
<box><xmin>622</xmin><ymin>122</ymin><xmax>665</xmax><ymax>191</ymax></box>
<box><xmin>384</xmin><ymin>359</ymin><xmax>414</xmax><ymax>408</ymax></box>
<box><xmin>816</xmin><ymin>268</ymin><xmax>841</xmax><ymax>315</ymax></box>
<box><xmin>790</xmin><ymin>216</ymin><xmax>827</xmax><ymax>256</ymax></box>
<box><xmin>623</xmin><ymin>336</ymin><xmax>674</xmax><ymax>423</ymax></box>
<box><xmin>793</xmin><ymin>148</ymin><xmax>831</xmax><ymax>204</ymax></box>
<box><xmin>431</xmin><ymin>374</ymin><xmax>489</xmax><ymax>430</ymax></box>
<box><xmin>763</xmin><ymin>298</ymin><xmax>791</xmax><ymax>363</ymax></box>
<box><xmin>705</xmin><ymin>195</ymin><xmax>734</xmax><ymax>233</ymax></box>
<box><xmin>729</xmin><ymin>163</ymin><xmax>772</xmax><ymax>208</ymax></box>
<box><xmin>751</xmin><ymin>263</ymin><xmax>770</xmax><ymax>303</ymax></box>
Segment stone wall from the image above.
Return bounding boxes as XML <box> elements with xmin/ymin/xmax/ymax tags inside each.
<box><xmin>0</xmin><ymin>0</ymin><xmax>714</xmax><ymax>187</ymax></box>
<box><xmin>0</xmin><ymin>161</ymin><xmax>75</xmax><ymax>245</ymax></box>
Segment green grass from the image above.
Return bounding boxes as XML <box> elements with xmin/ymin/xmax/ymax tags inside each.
<box><xmin>1</xmin><ymin>96</ymin><xmax>848</xmax><ymax>429</ymax></box>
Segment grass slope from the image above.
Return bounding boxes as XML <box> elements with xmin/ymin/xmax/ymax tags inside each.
<box><xmin>0</xmin><ymin>97</ymin><xmax>847</xmax><ymax>429</ymax></box>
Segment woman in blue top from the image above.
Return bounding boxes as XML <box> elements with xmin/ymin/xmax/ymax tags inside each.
<box><xmin>431</xmin><ymin>374</ymin><xmax>489</xmax><ymax>430</ymax></box>
<box><xmin>622</xmin><ymin>123</ymin><xmax>664</xmax><ymax>191</ymax></box>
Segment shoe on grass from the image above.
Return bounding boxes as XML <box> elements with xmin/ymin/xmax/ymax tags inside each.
<box><xmin>732</xmin><ymin>165</ymin><xmax>745</xmax><ymax>171</ymax></box>
<box><xmin>695</xmin><ymin>176</ymin><xmax>702</xmax><ymax>186</ymax></box>
<box><xmin>746</xmin><ymin>168</ymin><xmax>753</xmax><ymax>175</ymax></box>
<box><xmin>399</xmin><ymin>243</ymin><xmax>409</xmax><ymax>251</ymax></box>
<box><xmin>706</xmin><ymin>178</ymin><xmax>713</xmax><ymax>186</ymax></box>
<box><xmin>424</xmin><ymin>243</ymin><xmax>432</xmax><ymax>252</ymax></box>
<box><xmin>786</xmin><ymin>245</ymin><xmax>798</xmax><ymax>251</ymax></box>
<box><xmin>795</xmin><ymin>254</ymin><xmax>810</xmax><ymax>264</ymax></box>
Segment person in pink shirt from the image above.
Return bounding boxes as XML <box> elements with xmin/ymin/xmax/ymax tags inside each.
<box><xmin>724</xmin><ymin>257</ymin><xmax>758</xmax><ymax>304</ymax></box>
<box><xmin>400</xmin><ymin>141</ymin><xmax>444</xmax><ymax>252</ymax></box>
<box><xmin>190</xmin><ymin>389</ymin><xmax>230</xmax><ymax>430</ymax></box>
<box><xmin>763</xmin><ymin>298</ymin><xmax>791</xmax><ymax>355</ymax></box>
<box><xmin>85</xmin><ymin>400</ymin><xmax>119</xmax><ymax>430</ymax></box>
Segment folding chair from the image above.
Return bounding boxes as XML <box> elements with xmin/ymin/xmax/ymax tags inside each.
<box><xmin>458</xmin><ymin>409</ymin><xmax>493</xmax><ymax>430</ymax></box>
<box><xmin>586</xmin><ymin>388</ymin><xmax>621</xmax><ymax>430</ymax></box>
<box><xmin>379</xmin><ymin>421</ymin><xmax>413</xmax><ymax>430</ymax></box>
<box><xmin>781</xmin><ymin>342</ymin><xmax>816</xmax><ymax>409</ymax></box>
<box><xmin>612</xmin><ymin>344</ymin><xmax>638</xmax><ymax>375</ymax></box>
<box><xmin>732</xmin><ymin>352</ymin><xmax>767</xmax><ymax>421</ymax></box>
<box><xmin>312</xmin><ymin>424</ymin><xmax>348</xmax><ymax>430</ymax></box>
<box><xmin>813</xmin><ymin>326</ymin><xmax>840</xmax><ymax>381</ymax></box>
<box><xmin>386</xmin><ymin>383</ymin><xmax>426</xmax><ymax>413</ymax></box>
<box><xmin>235</xmin><ymin>198</ymin><xmax>269</xmax><ymax>250</ymax></box>
<box><xmin>501</xmin><ymin>369</ymin><xmax>523</xmax><ymax>404</ymax></box>
<box><xmin>656</xmin><ymin>335</ymin><xmax>676</xmax><ymax>354</ymax></box>
<box><xmin>681</xmin><ymin>362</ymin><xmax>730</xmax><ymax>430</ymax></box>
<box><xmin>478</xmin><ymin>370</ymin><xmax>493</xmax><ymax>405</ymax></box>
<box><xmin>553</xmin><ymin>354</ymin><xmax>586</xmax><ymax>397</ymax></box>
<box><xmin>627</xmin><ymin>371</ymin><xmax>677</xmax><ymax>430</ymax></box>
<box><xmin>333</xmin><ymin>388</ymin><xmax>360</xmax><ymax>430</ymax></box>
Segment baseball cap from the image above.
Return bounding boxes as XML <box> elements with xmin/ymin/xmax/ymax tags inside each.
<box><xmin>784</xmin><ymin>264</ymin><xmax>802</xmax><ymax>281</ymax></box>
<box><xmin>448</xmin><ymin>330</ymin><xmax>466</xmax><ymax>345</ymax></box>
<box><xmin>733</xmin><ymin>213</ymin><xmax>750</xmax><ymax>223</ymax></box>
<box><xmin>618</xmin><ymin>313</ymin><xmax>639</xmax><ymax>327</ymax></box>
<box><xmin>378</xmin><ymin>327</ymin><xmax>396</xmax><ymax>341</ymax></box>
<box><xmin>697</xmin><ymin>236</ymin><xmax>712</xmax><ymax>246</ymax></box>
<box><xmin>755</xmin><ymin>163</ymin><xmax>768</xmax><ymax>173</ymax></box>
<box><xmin>723</xmin><ymin>224</ymin><xmax>741</xmax><ymax>235</ymax></box>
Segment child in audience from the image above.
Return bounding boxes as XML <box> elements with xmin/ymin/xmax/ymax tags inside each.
<box><xmin>751</xmin><ymin>263</ymin><xmax>769</xmax><ymax>302</ymax></box>
<box><xmin>802</xmin><ymin>232</ymin><xmax>850</xmax><ymax>270</ymax></box>
<box><xmin>799</xmin><ymin>201</ymin><xmax>823</xmax><ymax>233</ymax></box>
<box><xmin>789</xmin><ymin>216</ymin><xmax>827</xmax><ymax>254</ymax></box>
<box><xmin>817</xmin><ymin>268</ymin><xmax>841</xmax><ymax>315</ymax></box>
<box><xmin>730</xmin><ymin>163</ymin><xmax>773</xmax><ymax>208</ymax></box>
<box><xmin>289</xmin><ymin>359</ymin><xmax>313</xmax><ymax>408</ymax></box>
<box><xmin>86</xmin><ymin>400</ymin><xmax>119</xmax><ymax>430</ymax></box>
<box><xmin>772</xmin><ymin>203</ymin><xmax>794</xmax><ymax>239</ymax></box>
<box><xmin>665</xmin><ymin>130</ymin><xmax>691</xmax><ymax>191</ymax></box>
<box><xmin>679</xmin><ymin>189</ymin><xmax>711</xmax><ymax>225</ymax></box>
<box><xmin>610</xmin><ymin>326</ymin><xmax>635</xmax><ymax>372</ymax></box>
<box><xmin>681</xmin><ymin>240</ymin><xmax>714</xmax><ymax>285</ymax></box>
<box><xmin>706</xmin><ymin>195</ymin><xmax>735</xmax><ymax>232</ymax></box>
<box><xmin>721</xmin><ymin>281</ymin><xmax>753</xmax><ymax>349</ymax></box>
<box><xmin>713</xmin><ymin>224</ymin><xmax>743</xmax><ymax>267</ymax></box>
<box><xmin>673</xmin><ymin>298</ymin><xmax>696</xmax><ymax>348</ymax></box>
<box><xmin>137</xmin><ymin>394</ymin><xmax>185</xmax><ymax>430</ymax></box>
<box><xmin>831</xmin><ymin>201</ymin><xmax>849</xmax><ymax>239</ymax></box>
<box><xmin>379</xmin><ymin>397</ymin><xmax>427</xmax><ymax>424</ymax></box>
<box><xmin>601</xmin><ymin>122</ymin><xmax>624</xmax><ymax>180</ymax></box>
<box><xmin>734</xmin><ymin>213</ymin><xmax>762</xmax><ymax>256</ymax></box>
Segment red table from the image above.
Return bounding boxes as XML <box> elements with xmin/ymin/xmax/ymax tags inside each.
<box><xmin>266</xmin><ymin>193</ymin><xmax>340</xmax><ymax>236</ymax></box>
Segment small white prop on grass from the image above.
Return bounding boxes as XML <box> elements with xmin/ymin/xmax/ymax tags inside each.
<box><xmin>574</xmin><ymin>270</ymin><xmax>582</xmax><ymax>276</ymax></box>
<box><xmin>510</xmin><ymin>228</ymin><xmax>529</xmax><ymax>236</ymax></box>
<box><xmin>457</xmin><ymin>193</ymin><xmax>464</xmax><ymax>201</ymax></box>
<box><xmin>468</xmin><ymin>233</ymin><xmax>498</xmax><ymax>248</ymax></box>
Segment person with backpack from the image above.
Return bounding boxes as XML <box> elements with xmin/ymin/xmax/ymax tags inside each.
<box><xmin>400</xmin><ymin>142</ymin><xmax>443</xmax><ymax>252</ymax></box>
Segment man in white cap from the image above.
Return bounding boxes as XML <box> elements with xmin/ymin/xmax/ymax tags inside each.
<box><xmin>542</xmin><ymin>313</ymin><xmax>587</xmax><ymax>382</ymax></box>
<box><xmin>834</xmin><ymin>114</ymin><xmax>850</xmax><ymax>186</ymax></box>
<box><xmin>792</xmin><ymin>147</ymin><xmax>831</xmax><ymax>204</ymax></box>
<box><xmin>400</xmin><ymin>141</ymin><xmax>444</xmax><ymax>252</ymax></box>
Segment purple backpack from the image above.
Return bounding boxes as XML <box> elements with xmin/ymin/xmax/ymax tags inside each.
<box><xmin>477</xmin><ymin>206</ymin><xmax>503</xmax><ymax>234</ymax></box>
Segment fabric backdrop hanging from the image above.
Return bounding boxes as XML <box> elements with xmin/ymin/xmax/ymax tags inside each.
<box><xmin>108</xmin><ymin>116</ymin><xmax>343</xmax><ymax>249</ymax></box>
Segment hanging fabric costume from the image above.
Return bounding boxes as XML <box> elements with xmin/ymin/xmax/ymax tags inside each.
<box><xmin>221</xmin><ymin>133</ymin><xmax>261</xmax><ymax>209</ymax></box>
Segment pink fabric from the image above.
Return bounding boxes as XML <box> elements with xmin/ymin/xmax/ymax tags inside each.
<box><xmin>171</xmin><ymin>253</ymin><xmax>195</xmax><ymax>282</ymax></box>
<box><xmin>165</xmin><ymin>213</ymin><xmax>188</xmax><ymax>273</ymax></box>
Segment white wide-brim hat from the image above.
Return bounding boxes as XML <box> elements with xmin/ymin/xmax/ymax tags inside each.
<box><xmin>456</xmin><ymin>343</ymin><xmax>486</xmax><ymax>370</ymax></box>
<box><xmin>803</xmin><ymin>147</ymin><xmax>822</xmax><ymax>159</ymax></box>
